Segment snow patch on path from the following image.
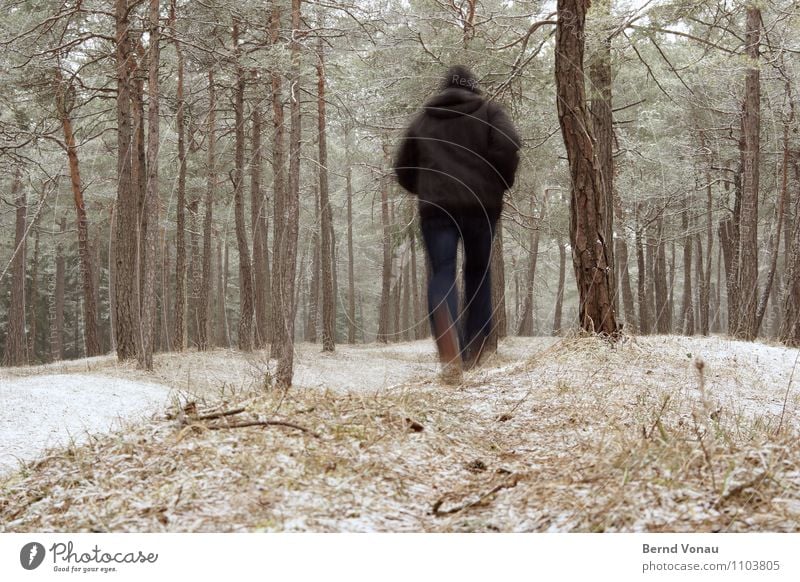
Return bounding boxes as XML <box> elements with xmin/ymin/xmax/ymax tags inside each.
<box><xmin>0</xmin><ymin>374</ymin><xmax>172</xmax><ymax>476</ymax></box>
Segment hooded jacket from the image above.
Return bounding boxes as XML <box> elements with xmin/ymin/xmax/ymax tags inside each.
<box><xmin>394</xmin><ymin>86</ymin><xmax>520</xmax><ymax>221</ymax></box>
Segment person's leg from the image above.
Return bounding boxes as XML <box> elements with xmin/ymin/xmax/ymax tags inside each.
<box><xmin>461</xmin><ymin>215</ymin><xmax>496</xmax><ymax>367</ymax></box>
<box><xmin>420</xmin><ymin>214</ymin><xmax>461</xmax><ymax>367</ymax></box>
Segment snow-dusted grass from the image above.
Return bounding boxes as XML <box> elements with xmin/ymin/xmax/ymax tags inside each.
<box><xmin>0</xmin><ymin>375</ymin><xmax>172</xmax><ymax>476</ymax></box>
<box><xmin>0</xmin><ymin>334</ymin><xmax>798</xmax><ymax>532</ymax></box>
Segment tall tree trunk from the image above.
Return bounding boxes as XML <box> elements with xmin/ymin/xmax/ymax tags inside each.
<box><xmin>616</xmin><ymin>236</ymin><xmax>637</xmax><ymax>332</ymax></box>
<box><xmin>170</xmin><ymin>0</ymin><xmax>187</xmax><ymax>351</ymax></box>
<box><xmin>681</xmin><ymin>204</ymin><xmax>694</xmax><ymax>335</ymax></box>
<box><xmin>54</xmin><ymin>72</ymin><xmax>101</xmax><ymax>357</ymax></box>
<box><xmin>316</xmin><ymin>35</ymin><xmax>335</xmax><ymax>352</ymax></box>
<box><xmin>487</xmin><ymin>220</ymin><xmax>507</xmax><ymax>351</ymax></box>
<box><xmin>251</xmin><ymin>104</ymin><xmax>270</xmax><ymax>348</ymax></box>
<box><xmin>274</xmin><ymin>0</ymin><xmax>302</xmax><ymax>388</ymax></box>
<box><xmin>269</xmin><ymin>3</ymin><xmax>288</xmax><ymax>357</ymax></box>
<box><xmin>553</xmin><ymin>237</ymin><xmax>567</xmax><ymax>334</ymax></box>
<box><xmin>345</xmin><ymin>126</ymin><xmax>356</xmax><ymax>344</ymax></box>
<box><xmin>52</xmin><ymin>216</ymin><xmax>67</xmax><ymax>361</ymax></box>
<box><xmin>306</xmin><ymin>187</ymin><xmax>320</xmax><ymax>343</ymax></box>
<box><xmin>735</xmin><ymin>5</ymin><xmax>761</xmax><ymax>340</ymax></box>
<box><xmin>517</xmin><ymin>191</ymin><xmax>547</xmax><ymax>336</ymax></box>
<box><xmin>138</xmin><ymin>0</ymin><xmax>161</xmax><ymax>371</ymax></box>
<box><xmin>232</xmin><ymin>20</ymin><xmax>254</xmax><ymax>351</ymax></box>
<box><xmin>114</xmin><ymin>0</ymin><xmax>139</xmax><ymax>360</ymax></box>
<box><xmin>755</xmin><ymin>100</ymin><xmax>791</xmax><ymax>335</ymax></box>
<box><xmin>588</xmin><ymin>0</ymin><xmax>616</xmax><ymax>315</ymax></box>
<box><xmin>198</xmin><ymin>71</ymin><xmax>215</xmax><ymax>351</ymax></box>
<box><xmin>781</xmin><ymin>181</ymin><xmax>800</xmax><ymax>346</ymax></box>
<box><xmin>555</xmin><ymin>0</ymin><xmax>618</xmax><ymax>335</ymax></box>
<box><xmin>377</xmin><ymin>142</ymin><xmax>392</xmax><ymax>343</ymax></box>
<box><xmin>635</xmin><ymin>225</ymin><xmax>649</xmax><ymax>334</ymax></box>
<box><xmin>4</xmin><ymin>172</ymin><xmax>27</xmax><ymax>366</ymax></box>
<box><xmin>654</xmin><ymin>218</ymin><xmax>670</xmax><ymax>334</ymax></box>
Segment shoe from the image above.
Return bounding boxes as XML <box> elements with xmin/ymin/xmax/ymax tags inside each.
<box><xmin>431</xmin><ymin>304</ymin><xmax>461</xmax><ymax>366</ymax></box>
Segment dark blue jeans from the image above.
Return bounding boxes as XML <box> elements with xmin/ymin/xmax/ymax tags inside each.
<box><xmin>420</xmin><ymin>210</ymin><xmax>496</xmax><ymax>360</ymax></box>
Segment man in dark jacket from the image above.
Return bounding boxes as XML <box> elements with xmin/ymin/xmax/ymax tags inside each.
<box><xmin>395</xmin><ymin>65</ymin><xmax>520</xmax><ymax>379</ymax></box>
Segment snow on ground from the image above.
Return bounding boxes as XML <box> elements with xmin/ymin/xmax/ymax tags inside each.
<box><xmin>0</xmin><ymin>375</ymin><xmax>172</xmax><ymax>476</ymax></box>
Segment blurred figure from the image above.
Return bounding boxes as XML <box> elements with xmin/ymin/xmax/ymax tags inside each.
<box><xmin>394</xmin><ymin>65</ymin><xmax>520</xmax><ymax>381</ymax></box>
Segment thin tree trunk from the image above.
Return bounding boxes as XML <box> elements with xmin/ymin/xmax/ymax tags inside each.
<box><xmin>306</xmin><ymin>188</ymin><xmax>320</xmax><ymax>343</ymax></box>
<box><xmin>555</xmin><ymin>0</ymin><xmax>617</xmax><ymax>335</ymax></box>
<box><xmin>170</xmin><ymin>0</ymin><xmax>187</xmax><ymax>351</ymax></box>
<box><xmin>316</xmin><ymin>34</ymin><xmax>335</xmax><ymax>352</ymax></box>
<box><xmin>345</xmin><ymin>126</ymin><xmax>356</xmax><ymax>344</ymax></box>
<box><xmin>197</xmin><ymin>71</ymin><xmax>215</xmax><ymax>351</ymax></box>
<box><xmin>4</xmin><ymin>172</ymin><xmax>27</xmax><ymax>366</ymax></box>
<box><xmin>553</xmin><ymin>237</ymin><xmax>567</xmax><ymax>334</ymax></box>
<box><xmin>654</xmin><ymin>218</ymin><xmax>670</xmax><ymax>334</ymax></box>
<box><xmin>274</xmin><ymin>0</ymin><xmax>302</xmax><ymax>388</ymax></box>
<box><xmin>616</xmin><ymin>236</ymin><xmax>637</xmax><ymax>332</ymax></box>
<box><xmin>377</xmin><ymin>142</ymin><xmax>392</xmax><ymax>343</ymax></box>
<box><xmin>681</xmin><ymin>203</ymin><xmax>694</xmax><ymax>335</ymax></box>
<box><xmin>518</xmin><ymin>191</ymin><xmax>547</xmax><ymax>336</ymax></box>
<box><xmin>232</xmin><ymin>20</ymin><xmax>254</xmax><ymax>351</ymax></box>
<box><xmin>635</xmin><ymin>224</ymin><xmax>650</xmax><ymax>335</ymax></box>
<box><xmin>251</xmin><ymin>104</ymin><xmax>270</xmax><ymax>348</ymax></box>
<box><xmin>487</xmin><ymin>220</ymin><xmax>507</xmax><ymax>351</ymax></box>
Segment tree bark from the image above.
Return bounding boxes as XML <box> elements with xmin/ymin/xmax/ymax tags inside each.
<box><xmin>269</xmin><ymin>2</ymin><xmax>288</xmax><ymax>357</ymax></box>
<box><xmin>232</xmin><ymin>20</ymin><xmax>254</xmax><ymax>351</ymax></box>
<box><xmin>274</xmin><ymin>0</ymin><xmax>302</xmax><ymax>388</ymax></box>
<box><xmin>197</xmin><ymin>71</ymin><xmax>215</xmax><ymax>351</ymax></box>
<box><xmin>315</xmin><ymin>34</ymin><xmax>335</xmax><ymax>352</ymax></box>
<box><xmin>170</xmin><ymin>0</ymin><xmax>187</xmax><ymax>351</ymax></box>
<box><xmin>734</xmin><ymin>5</ymin><xmax>761</xmax><ymax>340</ymax></box>
<box><xmin>616</xmin><ymin>236</ymin><xmax>637</xmax><ymax>332</ymax></box>
<box><xmin>553</xmin><ymin>237</ymin><xmax>567</xmax><ymax>334</ymax></box>
<box><xmin>517</xmin><ymin>191</ymin><xmax>547</xmax><ymax>336</ymax></box>
<box><xmin>681</xmin><ymin>203</ymin><xmax>694</xmax><ymax>335</ymax></box>
<box><xmin>635</xmin><ymin>223</ymin><xmax>650</xmax><ymax>335</ymax></box>
<box><xmin>251</xmin><ymin>103</ymin><xmax>270</xmax><ymax>348</ymax></box>
<box><xmin>555</xmin><ymin>0</ymin><xmax>617</xmax><ymax>335</ymax></box>
<box><xmin>113</xmin><ymin>0</ymin><xmax>139</xmax><ymax>360</ymax></box>
<box><xmin>345</xmin><ymin>125</ymin><xmax>356</xmax><ymax>344</ymax></box>
<box><xmin>377</xmin><ymin>142</ymin><xmax>392</xmax><ymax>343</ymax></box>
<box><xmin>4</xmin><ymin>172</ymin><xmax>27</xmax><ymax>366</ymax></box>
<box><xmin>54</xmin><ymin>72</ymin><xmax>101</xmax><ymax>357</ymax></box>
<box><xmin>138</xmin><ymin>0</ymin><xmax>161</xmax><ymax>371</ymax></box>
<box><xmin>52</xmin><ymin>216</ymin><xmax>66</xmax><ymax>361</ymax></box>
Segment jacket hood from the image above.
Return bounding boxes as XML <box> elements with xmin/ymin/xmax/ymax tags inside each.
<box><xmin>424</xmin><ymin>88</ymin><xmax>484</xmax><ymax>119</ymax></box>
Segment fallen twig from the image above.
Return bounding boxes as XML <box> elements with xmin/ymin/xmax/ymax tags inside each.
<box><xmin>432</xmin><ymin>474</ymin><xmax>521</xmax><ymax>517</ymax></box>
<box><xmin>196</xmin><ymin>407</ymin><xmax>247</xmax><ymax>421</ymax></box>
<box><xmin>207</xmin><ymin>419</ymin><xmax>321</xmax><ymax>438</ymax></box>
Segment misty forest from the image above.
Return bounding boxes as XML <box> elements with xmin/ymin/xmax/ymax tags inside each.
<box><xmin>1</xmin><ymin>0</ymin><xmax>800</xmax><ymax>533</ymax></box>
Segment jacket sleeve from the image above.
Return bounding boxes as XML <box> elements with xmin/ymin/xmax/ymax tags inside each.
<box><xmin>394</xmin><ymin>123</ymin><xmax>419</xmax><ymax>195</ymax></box>
<box><xmin>486</xmin><ymin>103</ymin><xmax>521</xmax><ymax>191</ymax></box>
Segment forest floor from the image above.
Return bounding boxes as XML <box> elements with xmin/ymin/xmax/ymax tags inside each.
<box><xmin>1</xmin><ymin>334</ymin><xmax>799</xmax><ymax>532</ymax></box>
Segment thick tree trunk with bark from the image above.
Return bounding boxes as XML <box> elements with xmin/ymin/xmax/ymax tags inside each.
<box><xmin>735</xmin><ymin>5</ymin><xmax>761</xmax><ymax>340</ymax></box>
<box><xmin>269</xmin><ymin>3</ymin><xmax>288</xmax><ymax>357</ymax></box>
<box><xmin>555</xmin><ymin>0</ymin><xmax>618</xmax><ymax>335</ymax></box>
<box><xmin>138</xmin><ymin>0</ymin><xmax>161</xmax><ymax>371</ymax></box>
<box><xmin>114</xmin><ymin>0</ymin><xmax>139</xmax><ymax>361</ymax></box>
